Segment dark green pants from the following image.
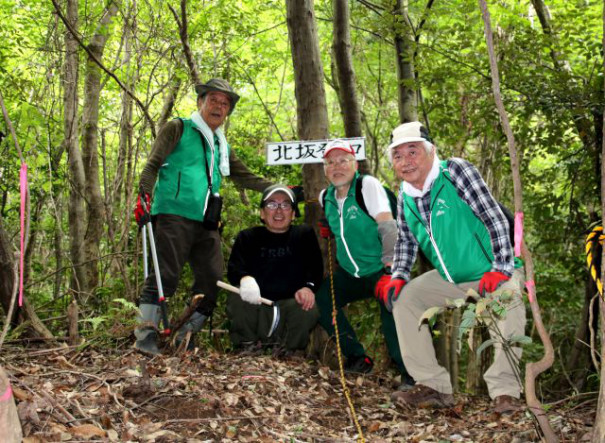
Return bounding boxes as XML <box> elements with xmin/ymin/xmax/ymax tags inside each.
<box><xmin>316</xmin><ymin>267</ymin><xmax>407</xmax><ymax>375</ymax></box>
<box><xmin>227</xmin><ymin>293</ymin><xmax>319</xmax><ymax>350</ymax></box>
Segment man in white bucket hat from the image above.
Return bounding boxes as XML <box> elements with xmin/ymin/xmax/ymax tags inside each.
<box><xmin>379</xmin><ymin>121</ymin><xmax>526</xmax><ymax>413</ymax></box>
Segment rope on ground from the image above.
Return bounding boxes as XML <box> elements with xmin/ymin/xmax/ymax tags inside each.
<box><xmin>585</xmin><ymin>225</ymin><xmax>604</xmax><ymax>298</ymax></box>
<box><xmin>327</xmin><ymin>237</ymin><xmax>365</xmax><ymax>443</ymax></box>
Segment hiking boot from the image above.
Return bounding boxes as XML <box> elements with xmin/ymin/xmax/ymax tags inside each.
<box><xmin>135</xmin><ymin>331</ymin><xmax>160</xmax><ymax>356</ymax></box>
<box><xmin>134</xmin><ymin>304</ymin><xmax>161</xmax><ymax>356</ymax></box>
<box><xmin>345</xmin><ymin>355</ymin><xmax>374</xmax><ymax>374</ymax></box>
<box><xmin>391</xmin><ymin>384</ymin><xmax>454</xmax><ymax>408</ymax></box>
<box><xmin>492</xmin><ymin>395</ymin><xmax>522</xmax><ymax>414</ymax></box>
<box><xmin>175</xmin><ymin>312</ymin><xmax>207</xmax><ymax>351</ymax></box>
<box><xmin>397</xmin><ymin>374</ymin><xmax>416</xmax><ymax>392</ymax></box>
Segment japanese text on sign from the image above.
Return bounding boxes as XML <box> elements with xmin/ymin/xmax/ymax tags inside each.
<box><xmin>266</xmin><ymin>137</ymin><xmax>365</xmax><ymax>165</ymax></box>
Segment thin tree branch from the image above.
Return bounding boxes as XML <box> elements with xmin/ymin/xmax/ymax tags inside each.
<box><xmin>50</xmin><ymin>0</ymin><xmax>157</xmax><ymax>138</ymax></box>
<box><xmin>478</xmin><ymin>0</ymin><xmax>557</xmax><ymax>441</ymax></box>
<box><xmin>168</xmin><ymin>0</ymin><xmax>201</xmax><ymax>85</ymax></box>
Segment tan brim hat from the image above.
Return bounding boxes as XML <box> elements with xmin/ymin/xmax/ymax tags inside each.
<box><xmin>195</xmin><ymin>78</ymin><xmax>240</xmax><ymax>114</ymax></box>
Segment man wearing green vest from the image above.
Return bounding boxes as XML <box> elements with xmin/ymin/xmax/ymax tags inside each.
<box><xmin>133</xmin><ymin>79</ymin><xmax>272</xmax><ymax>355</ymax></box>
<box><xmin>379</xmin><ymin>121</ymin><xmax>526</xmax><ymax>413</ymax></box>
<box><xmin>316</xmin><ymin>139</ymin><xmax>414</xmax><ymax>387</ymax></box>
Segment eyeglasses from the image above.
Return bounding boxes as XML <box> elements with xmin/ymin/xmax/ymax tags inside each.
<box><xmin>323</xmin><ymin>158</ymin><xmax>355</xmax><ymax>168</ymax></box>
<box><xmin>264</xmin><ymin>201</ymin><xmax>293</xmax><ymax>210</ymax></box>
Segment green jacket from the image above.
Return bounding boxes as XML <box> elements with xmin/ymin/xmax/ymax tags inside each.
<box><xmin>404</xmin><ymin>164</ymin><xmax>500</xmax><ymax>283</ymax></box>
<box><xmin>324</xmin><ymin>173</ymin><xmax>383</xmax><ymax>278</ymax></box>
<box><xmin>151</xmin><ymin>119</ymin><xmax>227</xmax><ymax>221</ymax></box>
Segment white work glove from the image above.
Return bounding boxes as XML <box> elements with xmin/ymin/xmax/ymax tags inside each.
<box><xmin>240</xmin><ymin>276</ymin><xmax>262</xmax><ymax>305</ymax></box>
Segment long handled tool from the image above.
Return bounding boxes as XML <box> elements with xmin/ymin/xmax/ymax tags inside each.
<box><xmin>216</xmin><ymin>280</ymin><xmax>280</xmax><ymax>337</ymax></box>
<box><xmin>140</xmin><ymin>191</ymin><xmax>171</xmax><ymax>335</ymax></box>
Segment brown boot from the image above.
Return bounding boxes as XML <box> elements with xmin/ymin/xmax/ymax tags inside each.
<box><xmin>492</xmin><ymin>395</ymin><xmax>522</xmax><ymax>414</ymax></box>
<box><xmin>391</xmin><ymin>384</ymin><xmax>454</xmax><ymax>408</ymax></box>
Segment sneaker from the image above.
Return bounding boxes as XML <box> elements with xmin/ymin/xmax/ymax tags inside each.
<box><xmin>134</xmin><ymin>331</ymin><xmax>161</xmax><ymax>356</ymax></box>
<box><xmin>345</xmin><ymin>355</ymin><xmax>374</xmax><ymax>374</ymax></box>
<box><xmin>492</xmin><ymin>395</ymin><xmax>522</xmax><ymax>414</ymax></box>
<box><xmin>391</xmin><ymin>384</ymin><xmax>454</xmax><ymax>408</ymax></box>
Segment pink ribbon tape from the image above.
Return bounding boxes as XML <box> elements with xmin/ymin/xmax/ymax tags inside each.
<box><xmin>19</xmin><ymin>163</ymin><xmax>27</xmax><ymax>307</ymax></box>
<box><xmin>0</xmin><ymin>385</ymin><xmax>13</xmax><ymax>402</ymax></box>
<box><xmin>514</xmin><ymin>212</ymin><xmax>524</xmax><ymax>258</ymax></box>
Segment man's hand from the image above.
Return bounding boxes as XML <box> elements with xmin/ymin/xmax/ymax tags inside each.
<box><xmin>376</xmin><ymin>278</ymin><xmax>406</xmax><ymax>312</ymax></box>
<box><xmin>478</xmin><ymin>271</ymin><xmax>510</xmax><ymax>296</ymax></box>
<box><xmin>134</xmin><ymin>192</ymin><xmax>151</xmax><ymax>228</ymax></box>
<box><xmin>294</xmin><ymin>287</ymin><xmax>315</xmax><ymax>311</ymax></box>
<box><xmin>374</xmin><ymin>274</ymin><xmax>391</xmax><ymax>301</ymax></box>
<box><xmin>318</xmin><ymin>218</ymin><xmax>333</xmax><ymax>239</ymax></box>
<box><xmin>240</xmin><ymin>276</ymin><xmax>262</xmax><ymax>305</ymax></box>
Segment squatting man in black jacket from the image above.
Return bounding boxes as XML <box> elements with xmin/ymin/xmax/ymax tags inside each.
<box><xmin>226</xmin><ymin>184</ymin><xmax>323</xmax><ymax>354</ymax></box>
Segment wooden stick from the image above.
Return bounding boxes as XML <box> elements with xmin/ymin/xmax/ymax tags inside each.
<box><xmin>169</xmin><ymin>294</ymin><xmax>205</xmax><ymax>340</ymax></box>
<box><xmin>216</xmin><ymin>281</ymin><xmax>273</xmax><ymax>306</ymax></box>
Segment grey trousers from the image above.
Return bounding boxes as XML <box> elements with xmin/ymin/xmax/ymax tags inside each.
<box><xmin>392</xmin><ymin>268</ymin><xmax>526</xmax><ymax>399</ymax></box>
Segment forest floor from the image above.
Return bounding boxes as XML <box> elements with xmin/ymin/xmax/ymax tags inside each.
<box><xmin>0</xmin><ymin>340</ymin><xmax>596</xmax><ymax>442</ymax></box>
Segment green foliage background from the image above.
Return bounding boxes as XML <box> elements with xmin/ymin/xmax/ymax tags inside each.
<box><xmin>0</xmin><ymin>0</ymin><xmax>603</xmax><ymax>398</ymax></box>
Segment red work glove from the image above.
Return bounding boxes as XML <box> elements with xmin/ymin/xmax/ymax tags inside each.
<box><xmin>374</xmin><ymin>274</ymin><xmax>391</xmax><ymax>301</ymax></box>
<box><xmin>318</xmin><ymin>218</ymin><xmax>333</xmax><ymax>239</ymax></box>
<box><xmin>134</xmin><ymin>192</ymin><xmax>151</xmax><ymax>228</ymax></box>
<box><xmin>478</xmin><ymin>271</ymin><xmax>510</xmax><ymax>296</ymax></box>
<box><xmin>377</xmin><ymin>278</ymin><xmax>406</xmax><ymax>312</ymax></box>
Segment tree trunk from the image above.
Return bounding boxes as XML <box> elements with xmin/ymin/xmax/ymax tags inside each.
<box><xmin>0</xmin><ymin>221</ymin><xmax>15</xmax><ymax>321</ymax></box>
<box><xmin>594</xmin><ymin>298</ymin><xmax>605</xmax><ymax>441</ymax></box>
<box><xmin>593</xmin><ymin>11</ymin><xmax>605</xmax><ymax>438</ymax></box>
<box><xmin>53</xmin><ymin>196</ymin><xmax>64</xmax><ymax>300</ymax></box>
<box><xmin>479</xmin><ymin>0</ymin><xmax>557</xmax><ymax>440</ymax></box>
<box><xmin>110</xmin><ymin>5</ymin><xmax>138</xmax><ymax>294</ymax></box>
<box><xmin>63</xmin><ymin>0</ymin><xmax>88</xmax><ymax>300</ymax></box>
<box><xmin>285</xmin><ymin>0</ymin><xmax>329</xmax><ymax>230</ymax></box>
<box><xmin>566</xmin><ymin>279</ymin><xmax>599</xmax><ymax>391</ymax></box>
<box><xmin>81</xmin><ymin>2</ymin><xmax>118</xmax><ymax>293</ymax></box>
<box><xmin>435</xmin><ymin>310</ymin><xmax>461</xmax><ymax>393</ymax></box>
<box><xmin>331</xmin><ymin>0</ymin><xmax>369</xmax><ymax>174</ymax></box>
<box><xmin>465</xmin><ymin>326</ymin><xmax>491</xmax><ymax>395</ymax></box>
<box><xmin>0</xmin><ymin>367</ymin><xmax>22</xmax><ymax>443</ymax></box>
<box><xmin>393</xmin><ymin>0</ymin><xmax>418</xmax><ymax>123</ymax></box>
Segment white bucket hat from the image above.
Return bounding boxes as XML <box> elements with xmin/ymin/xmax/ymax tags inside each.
<box><xmin>387</xmin><ymin>121</ymin><xmax>432</xmax><ymax>150</ymax></box>
<box><xmin>386</xmin><ymin>121</ymin><xmax>433</xmax><ymax>161</ymax></box>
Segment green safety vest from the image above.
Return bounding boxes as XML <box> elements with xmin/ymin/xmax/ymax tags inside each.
<box><xmin>151</xmin><ymin>119</ymin><xmax>226</xmax><ymax>221</ymax></box>
<box><xmin>324</xmin><ymin>173</ymin><xmax>383</xmax><ymax>278</ymax></box>
<box><xmin>403</xmin><ymin>162</ymin><xmax>517</xmax><ymax>283</ymax></box>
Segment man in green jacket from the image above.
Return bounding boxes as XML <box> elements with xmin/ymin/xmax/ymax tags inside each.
<box><xmin>316</xmin><ymin>139</ymin><xmax>413</xmax><ymax>387</ymax></box>
<box><xmin>133</xmin><ymin>79</ymin><xmax>272</xmax><ymax>355</ymax></box>
<box><xmin>379</xmin><ymin>121</ymin><xmax>526</xmax><ymax>413</ymax></box>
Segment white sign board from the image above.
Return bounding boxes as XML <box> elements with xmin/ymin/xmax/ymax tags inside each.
<box><xmin>266</xmin><ymin>137</ymin><xmax>365</xmax><ymax>165</ymax></box>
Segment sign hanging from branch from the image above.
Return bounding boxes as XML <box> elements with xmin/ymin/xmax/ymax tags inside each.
<box><xmin>266</xmin><ymin>137</ymin><xmax>365</xmax><ymax>165</ymax></box>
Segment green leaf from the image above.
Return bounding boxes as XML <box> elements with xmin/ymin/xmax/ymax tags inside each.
<box><xmin>476</xmin><ymin>338</ymin><xmax>496</xmax><ymax>357</ymax></box>
<box><xmin>82</xmin><ymin>317</ymin><xmax>107</xmax><ymax>331</ymax></box>
<box><xmin>507</xmin><ymin>335</ymin><xmax>532</xmax><ymax>346</ymax></box>
<box><xmin>112</xmin><ymin>298</ymin><xmax>138</xmax><ymax>312</ymax></box>
<box><xmin>418</xmin><ymin>306</ymin><xmax>444</xmax><ymax>327</ymax></box>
